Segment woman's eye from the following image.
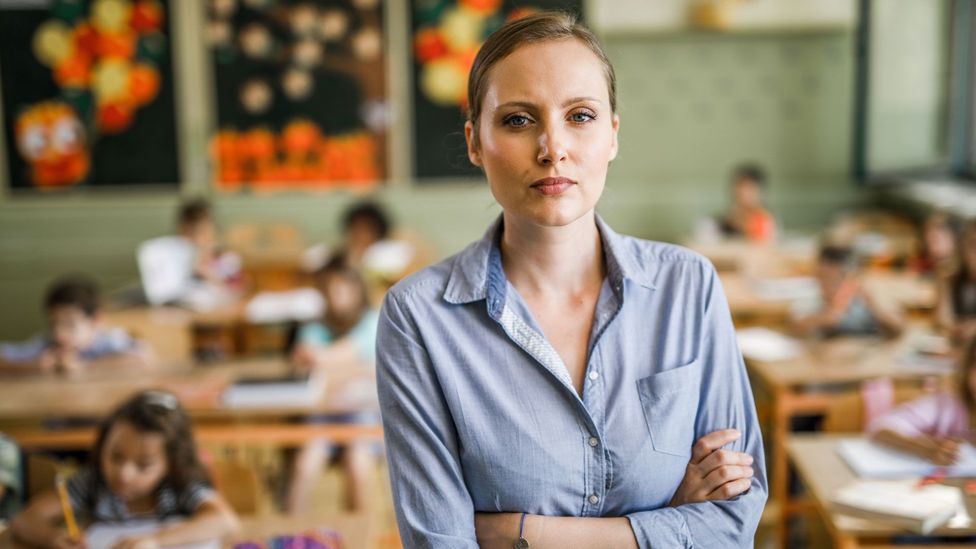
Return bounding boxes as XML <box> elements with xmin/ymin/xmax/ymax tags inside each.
<box><xmin>570</xmin><ymin>111</ymin><xmax>595</xmax><ymax>123</ymax></box>
<box><xmin>504</xmin><ymin>115</ymin><xmax>530</xmax><ymax>127</ymax></box>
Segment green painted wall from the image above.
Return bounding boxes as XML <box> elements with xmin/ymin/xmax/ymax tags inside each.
<box><xmin>0</xmin><ymin>30</ymin><xmax>866</xmax><ymax>339</ymax></box>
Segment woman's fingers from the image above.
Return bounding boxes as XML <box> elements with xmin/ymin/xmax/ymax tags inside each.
<box><xmin>707</xmin><ymin>477</ymin><xmax>753</xmax><ymax>500</ymax></box>
<box><xmin>697</xmin><ymin>447</ymin><xmax>754</xmax><ymax>473</ymax></box>
<box><xmin>703</xmin><ymin>464</ymin><xmax>754</xmax><ymax>491</ymax></box>
<box><xmin>691</xmin><ymin>429</ymin><xmax>741</xmax><ymax>464</ymax></box>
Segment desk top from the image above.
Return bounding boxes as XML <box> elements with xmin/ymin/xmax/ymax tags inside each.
<box><xmin>788</xmin><ymin>434</ymin><xmax>976</xmax><ymax>538</ymax></box>
<box><xmin>0</xmin><ymin>358</ymin><xmax>377</xmax><ymax>422</ymax></box>
<box><xmin>745</xmin><ymin>333</ymin><xmax>952</xmax><ymax>389</ymax></box>
<box><xmin>0</xmin><ymin>512</ymin><xmax>372</xmax><ymax>549</ymax></box>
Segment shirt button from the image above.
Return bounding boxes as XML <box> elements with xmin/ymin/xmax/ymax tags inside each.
<box><xmin>588</xmin><ymin>494</ymin><xmax>599</xmax><ymax>505</ymax></box>
<box><xmin>588</xmin><ymin>437</ymin><xmax>599</xmax><ymax>447</ymax></box>
<box><xmin>588</xmin><ymin>371</ymin><xmax>599</xmax><ymax>380</ymax></box>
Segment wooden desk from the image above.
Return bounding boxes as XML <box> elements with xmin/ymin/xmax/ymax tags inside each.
<box><xmin>788</xmin><ymin>434</ymin><xmax>976</xmax><ymax>548</ymax></box>
<box><xmin>720</xmin><ymin>272</ymin><xmax>936</xmax><ymax>327</ymax></box>
<box><xmin>747</xmin><ymin>335</ymin><xmax>951</xmax><ymax>548</ymax></box>
<box><xmin>0</xmin><ymin>512</ymin><xmax>373</xmax><ymax>549</ymax></box>
<box><xmin>685</xmin><ymin>238</ymin><xmax>816</xmax><ymax>275</ymax></box>
<box><xmin>0</xmin><ymin>358</ymin><xmax>378</xmax><ymax>424</ymax></box>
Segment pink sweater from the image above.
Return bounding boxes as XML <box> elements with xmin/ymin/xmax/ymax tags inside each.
<box><xmin>868</xmin><ymin>392</ymin><xmax>970</xmax><ymax>438</ymax></box>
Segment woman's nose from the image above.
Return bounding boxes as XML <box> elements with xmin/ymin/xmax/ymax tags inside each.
<box><xmin>537</xmin><ymin>124</ymin><xmax>568</xmax><ymax>165</ymax></box>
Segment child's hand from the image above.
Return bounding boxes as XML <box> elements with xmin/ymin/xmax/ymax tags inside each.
<box><xmin>51</xmin><ymin>532</ymin><xmax>88</xmax><ymax>549</ymax></box>
<box><xmin>111</xmin><ymin>534</ymin><xmax>160</xmax><ymax>549</ymax></box>
<box><xmin>914</xmin><ymin>435</ymin><xmax>961</xmax><ymax>466</ymax></box>
<box><xmin>55</xmin><ymin>348</ymin><xmax>86</xmax><ymax>376</ymax></box>
<box><xmin>291</xmin><ymin>345</ymin><xmax>317</xmax><ymax>369</ymax></box>
<box><xmin>825</xmin><ymin>277</ymin><xmax>861</xmax><ymax>323</ymax></box>
<box><xmin>38</xmin><ymin>349</ymin><xmax>59</xmax><ymax>374</ymax></box>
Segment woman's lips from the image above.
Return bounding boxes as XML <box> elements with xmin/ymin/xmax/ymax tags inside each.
<box><xmin>531</xmin><ymin>177</ymin><xmax>576</xmax><ymax>196</ymax></box>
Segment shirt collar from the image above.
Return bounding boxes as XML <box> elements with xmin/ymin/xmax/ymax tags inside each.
<box><xmin>443</xmin><ymin>213</ymin><xmax>657</xmax><ymax>306</ymax></box>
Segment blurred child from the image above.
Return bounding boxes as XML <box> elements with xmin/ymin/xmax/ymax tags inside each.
<box><xmin>0</xmin><ymin>434</ymin><xmax>22</xmax><ymax>522</ymax></box>
<box><xmin>791</xmin><ymin>245</ymin><xmax>905</xmax><ymax>338</ymax></box>
<box><xmin>287</xmin><ymin>254</ymin><xmax>379</xmax><ymax>513</ymax></box>
<box><xmin>177</xmin><ymin>199</ymin><xmax>243</xmax><ymax>291</ymax></box>
<box><xmin>291</xmin><ymin>254</ymin><xmax>379</xmax><ymax>368</ymax></box>
<box><xmin>302</xmin><ymin>200</ymin><xmax>393</xmax><ymax>274</ymax></box>
<box><xmin>11</xmin><ymin>390</ymin><xmax>240</xmax><ymax>547</ymax></box>
<box><xmin>718</xmin><ymin>163</ymin><xmax>776</xmax><ymax>244</ymax></box>
<box><xmin>869</xmin><ymin>336</ymin><xmax>976</xmax><ymax>465</ymax></box>
<box><xmin>0</xmin><ymin>276</ymin><xmax>152</xmax><ymax>375</ymax></box>
<box><xmin>908</xmin><ymin>211</ymin><xmax>957</xmax><ymax>277</ymax></box>
<box><xmin>936</xmin><ymin>220</ymin><xmax>976</xmax><ymax>344</ymax></box>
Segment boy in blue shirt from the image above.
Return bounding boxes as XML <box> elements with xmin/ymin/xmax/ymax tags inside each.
<box><xmin>0</xmin><ymin>276</ymin><xmax>151</xmax><ymax>375</ymax></box>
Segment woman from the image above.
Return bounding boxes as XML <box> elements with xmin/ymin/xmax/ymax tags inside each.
<box><xmin>377</xmin><ymin>12</ymin><xmax>766</xmax><ymax>548</ymax></box>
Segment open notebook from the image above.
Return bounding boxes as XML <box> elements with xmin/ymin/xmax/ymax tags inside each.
<box><xmin>221</xmin><ymin>370</ymin><xmax>327</xmax><ymax>409</ymax></box>
<box><xmin>86</xmin><ymin>520</ymin><xmax>219</xmax><ymax>548</ymax></box>
<box><xmin>837</xmin><ymin>438</ymin><xmax>976</xmax><ymax>478</ymax></box>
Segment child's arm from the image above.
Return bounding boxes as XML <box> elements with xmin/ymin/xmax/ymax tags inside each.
<box><xmin>10</xmin><ymin>490</ymin><xmax>87</xmax><ymax>549</ymax></box>
<box><xmin>861</xmin><ymin>289</ymin><xmax>905</xmax><ymax>337</ymax></box>
<box><xmin>112</xmin><ymin>494</ymin><xmax>240</xmax><ymax>548</ymax></box>
<box><xmin>86</xmin><ymin>343</ymin><xmax>156</xmax><ymax>371</ymax></box>
<box><xmin>872</xmin><ymin>428</ymin><xmax>960</xmax><ymax>466</ymax></box>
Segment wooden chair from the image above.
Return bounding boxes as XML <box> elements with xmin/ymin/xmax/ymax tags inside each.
<box><xmin>823</xmin><ymin>383</ymin><xmax>929</xmax><ymax>433</ymax></box>
<box><xmin>209</xmin><ymin>458</ymin><xmax>262</xmax><ymax>515</ymax></box>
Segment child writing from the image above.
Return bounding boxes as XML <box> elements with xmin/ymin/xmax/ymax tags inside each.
<box><xmin>287</xmin><ymin>254</ymin><xmax>379</xmax><ymax>513</ymax></box>
<box><xmin>936</xmin><ymin>220</ymin><xmax>976</xmax><ymax>344</ymax></box>
<box><xmin>0</xmin><ymin>276</ymin><xmax>152</xmax><ymax>375</ymax></box>
<box><xmin>791</xmin><ymin>245</ymin><xmax>905</xmax><ymax>338</ymax></box>
<box><xmin>11</xmin><ymin>390</ymin><xmax>240</xmax><ymax>548</ymax></box>
<box><xmin>869</xmin><ymin>336</ymin><xmax>976</xmax><ymax>465</ymax></box>
<box><xmin>718</xmin><ymin>163</ymin><xmax>777</xmax><ymax>244</ymax></box>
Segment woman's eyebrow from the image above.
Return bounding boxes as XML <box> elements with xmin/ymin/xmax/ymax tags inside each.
<box><xmin>495</xmin><ymin>97</ymin><xmax>602</xmax><ymax>111</ymax></box>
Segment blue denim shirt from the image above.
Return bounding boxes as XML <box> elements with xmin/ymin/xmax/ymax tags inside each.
<box><xmin>376</xmin><ymin>215</ymin><xmax>767</xmax><ymax>548</ymax></box>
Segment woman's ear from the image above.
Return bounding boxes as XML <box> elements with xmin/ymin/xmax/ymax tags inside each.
<box><xmin>464</xmin><ymin>120</ymin><xmax>481</xmax><ymax>167</ymax></box>
<box><xmin>608</xmin><ymin>113</ymin><xmax>620</xmax><ymax>162</ymax></box>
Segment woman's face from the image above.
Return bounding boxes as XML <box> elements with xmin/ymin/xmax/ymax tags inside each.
<box><xmin>465</xmin><ymin>38</ymin><xmax>619</xmax><ymax>229</ymax></box>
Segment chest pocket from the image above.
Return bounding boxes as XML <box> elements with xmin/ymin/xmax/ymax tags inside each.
<box><xmin>636</xmin><ymin>358</ymin><xmax>703</xmax><ymax>457</ymax></box>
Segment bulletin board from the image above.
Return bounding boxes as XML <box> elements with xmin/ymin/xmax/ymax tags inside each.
<box><xmin>206</xmin><ymin>0</ymin><xmax>386</xmax><ymax>192</ymax></box>
<box><xmin>410</xmin><ymin>0</ymin><xmax>583</xmax><ymax>180</ymax></box>
<box><xmin>0</xmin><ymin>0</ymin><xmax>180</xmax><ymax>191</ymax></box>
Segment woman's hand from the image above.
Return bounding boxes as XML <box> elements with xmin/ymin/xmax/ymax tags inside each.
<box><xmin>669</xmin><ymin>429</ymin><xmax>754</xmax><ymax>507</ymax></box>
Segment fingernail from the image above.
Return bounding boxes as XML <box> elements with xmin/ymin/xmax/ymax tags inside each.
<box><xmin>745</xmin><ymin>454</ymin><xmax>753</xmax><ymax>464</ymax></box>
<box><xmin>747</xmin><ymin>467</ymin><xmax>754</xmax><ymax>476</ymax></box>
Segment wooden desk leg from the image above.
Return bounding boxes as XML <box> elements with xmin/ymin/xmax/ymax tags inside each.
<box><xmin>773</xmin><ymin>386</ymin><xmax>791</xmax><ymax>549</ymax></box>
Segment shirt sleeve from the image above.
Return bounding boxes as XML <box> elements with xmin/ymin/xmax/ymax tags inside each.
<box><xmin>0</xmin><ymin>335</ymin><xmax>48</xmax><ymax>364</ymax></box>
<box><xmin>178</xmin><ymin>480</ymin><xmax>216</xmax><ymax>514</ymax></box>
<box><xmin>65</xmin><ymin>467</ymin><xmax>95</xmax><ymax>517</ymax></box>
<box><xmin>867</xmin><ymin>393</ymin><xmax>961</xmax><ymax>438</ymax></box>
<box><xmin>376</xmin><ymin>292</ymin><xmax>479</xmax><ymax>549</ymax></box>
<box><xmin>626</xmin><ymin>264</ymin><xmax>768</xmax><ymax>548</ymax></box>
<box><xmin>296</xmin><ymin>322</ymin><xmax>332</xmax><ymax>347</ymax></box>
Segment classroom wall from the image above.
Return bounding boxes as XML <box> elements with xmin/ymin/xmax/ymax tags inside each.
<box><xmin>0</xmin><ymin>30</ymin><xmax>867</xmax><ymax>339</ymax></box>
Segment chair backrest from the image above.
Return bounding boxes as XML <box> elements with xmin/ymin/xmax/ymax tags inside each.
<box><xmin>823</xmin><ymin>384</ymin><xmax>929</xmax><ymax>433</ymax></box>
<box><xmin>26</xmin><ymin>454</ymin><xmax>61</xmax><ymax>499</ymax></box>
<box><xmin>209</xmin><ymin>459</ymin><xmax>261</xmax><ymax>515</ymax></box>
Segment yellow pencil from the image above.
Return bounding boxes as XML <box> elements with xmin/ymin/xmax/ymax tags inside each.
<box><xmin>55</xmin><ymin>473</ymin><xmax>80</xmax><ymax>541</ymax></box>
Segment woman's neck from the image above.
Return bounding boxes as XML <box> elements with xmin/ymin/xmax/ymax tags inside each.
<box><xmin>499</xmin><ymin>211</ymin><xmax>605</xmax><ymax>299</ymax></box>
